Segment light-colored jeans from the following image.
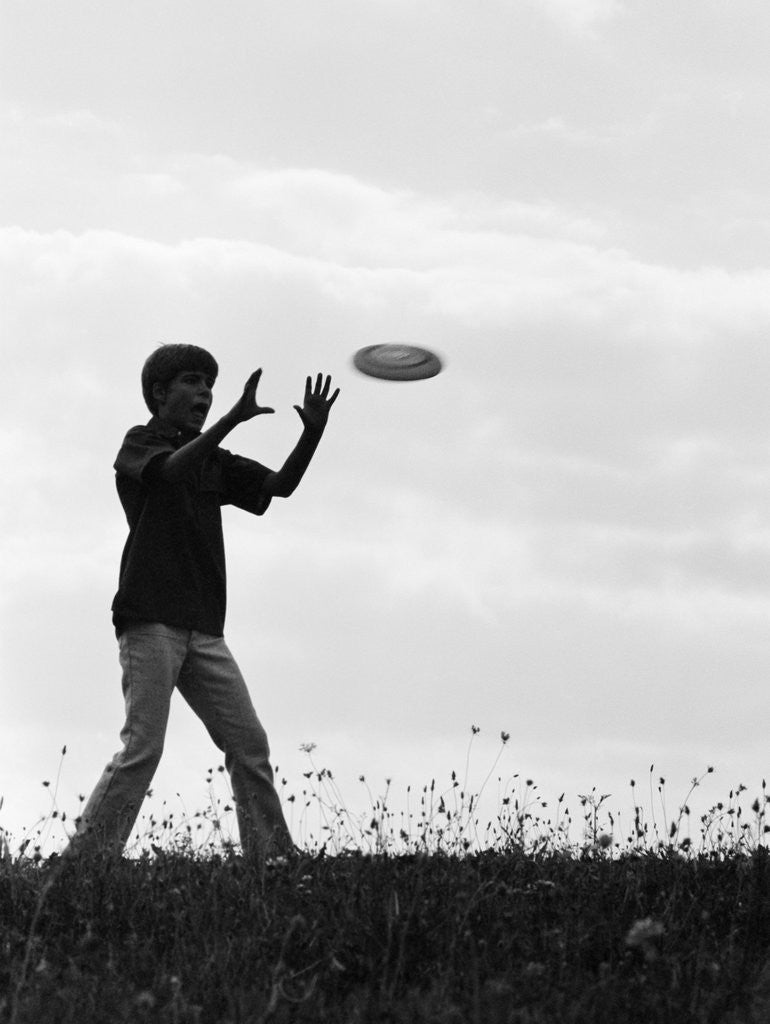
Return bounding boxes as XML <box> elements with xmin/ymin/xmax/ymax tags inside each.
<box><xmin>73</xmin><ymin>624</ymin><xmax>292</xmax><ymax>860</ymax></box>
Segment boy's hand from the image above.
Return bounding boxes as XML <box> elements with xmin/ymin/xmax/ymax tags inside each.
<box><xmin>230</xmin><ymin>369</ymin><xmax>275</xmax><ymax>424</ymax></box>
<box><xmin>294</xmin><ymin>373</ymin><xmax>340</xmax><ymax>433</ymax></box>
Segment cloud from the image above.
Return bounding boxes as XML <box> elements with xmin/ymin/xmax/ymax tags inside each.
<box><xmin>5</xmin><ymin>170</ymin><xmax>770</xmax><ymax>485</ymax></box>
<box><xmin>527</xmin><ymin>0</ymin><xmax>622</xmax><ymax>35</ymax></box>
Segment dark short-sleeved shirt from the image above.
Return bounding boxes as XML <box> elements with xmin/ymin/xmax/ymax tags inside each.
<box><xmin>111</xmin><ymin>416</ymin><xmax>272</xmax><ymax>637</ymax></box>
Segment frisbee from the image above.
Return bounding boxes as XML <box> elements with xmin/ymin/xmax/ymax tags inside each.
<box><xmin>352</xmin><ymin>344</ymin><xmax>443</xmax><ymax>381</ymax></box>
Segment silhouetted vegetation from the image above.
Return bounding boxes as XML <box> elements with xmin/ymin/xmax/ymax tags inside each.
<box><xmin>2</xmin><ymin>741</ymin><xmax>770</xmax><ymax>1022</ymax></box>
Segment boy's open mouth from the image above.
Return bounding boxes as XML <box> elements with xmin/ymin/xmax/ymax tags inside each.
<box><xmin>191</xmin><ymin>402</ymin><xmax>209</xmax><ymax>416</ymax></box>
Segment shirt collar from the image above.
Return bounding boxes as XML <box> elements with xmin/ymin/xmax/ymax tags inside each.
<box><xmin>147</xmin><ymin>415</ymin><xmax>182</xmax><ymax>439</ymax></box>
<box><xmin>147</xmin><ymin>415</ymin><xmax>201</xmax><ymax>442</ymax></box>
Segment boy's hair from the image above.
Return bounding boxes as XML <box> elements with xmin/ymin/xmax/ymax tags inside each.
<box><xmin>141</xmin><ymin>344</ymin><xmax>219</xmax><ymax>413</ymax></box>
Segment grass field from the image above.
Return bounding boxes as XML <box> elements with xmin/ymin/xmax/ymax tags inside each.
<box><xmin>2</xmin><ymin>744</ymin><xmax>770</xmax><ymax>1023</ymax></box>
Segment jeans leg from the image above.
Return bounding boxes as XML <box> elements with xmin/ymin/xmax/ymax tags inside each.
<box><xmin>72</xmin><ymin>625</ymin><xmax>185</xmax><ymax>854</ymax></box>
<box><xmin>177</xmin><ymin>632</ymin><xmax>292</xmax><ymax>860</ymax></box>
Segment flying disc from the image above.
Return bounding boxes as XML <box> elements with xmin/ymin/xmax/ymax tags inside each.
<box><xmin>352</xmin><ymin>344</ymin><xmax>443</xmax><ymax>381</ymax></box>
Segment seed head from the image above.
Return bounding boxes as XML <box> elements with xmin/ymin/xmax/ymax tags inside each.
<box><xmin>625</xmin><ymin>917</ymin><xmax>664</xmax><ymax>948</ymax></box>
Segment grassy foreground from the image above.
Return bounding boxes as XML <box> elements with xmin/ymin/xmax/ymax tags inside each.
<box><xmin>2</xmin><ymin>749</ymin><xmax>770</xmax><ymax>1023</ymax></box>
<box><xmin>2</xmin><ymin>843</ymin><xmax>770</xmax><ymax>1022</ymax></box>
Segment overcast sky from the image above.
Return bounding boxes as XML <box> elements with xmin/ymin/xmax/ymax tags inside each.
<box><xmin>3</xmin><ymin>0</ymin><xmax>770</xmax><ymax>854</ymax></box>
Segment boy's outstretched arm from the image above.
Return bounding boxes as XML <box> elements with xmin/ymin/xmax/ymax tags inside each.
<box><xmin>261</xmin><ymin>373</ymin><xmax>340</xmax><ymax>501</ymax></box>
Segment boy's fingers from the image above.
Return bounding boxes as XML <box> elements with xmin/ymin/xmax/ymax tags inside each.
<box><xmin>243</xmin><ymin>371</ymin><xmax>264</xmax><ymax>403</ymax></box>
<box><xmin>301</xmin><ymin>372</ymin><xmax>338</xmax><ymax>405</ymax></box>
<box><xmin>328</xmin><ymin>387</ymin><xmax>340</xmax><ymax>406</ymax></box>
<box><xmin>311</xmin><ymin>373</ymin><xmax>336</xmax><ymax>397</ymax></box>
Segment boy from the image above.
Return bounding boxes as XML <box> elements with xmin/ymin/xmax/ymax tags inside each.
<box><xmin>72</xmin><ymin>343</ymin><xmax>339</xmax><ymax>861</ymax></box>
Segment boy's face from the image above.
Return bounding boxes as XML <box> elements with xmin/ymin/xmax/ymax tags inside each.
<box><xmin>153</xmin><ymin>369</ymin><xmax>214</xmax><ymax>432</ymax></box>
